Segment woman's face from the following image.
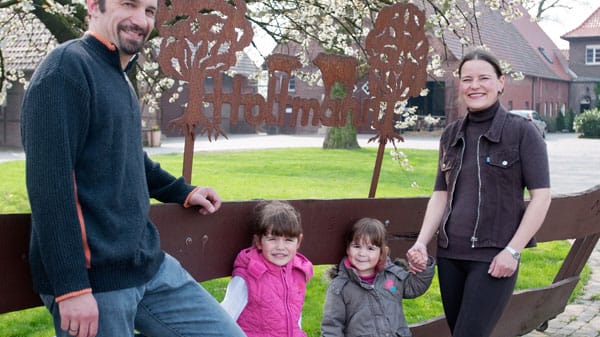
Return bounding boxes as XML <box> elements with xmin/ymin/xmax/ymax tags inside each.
<box><xmin>459</xmin><ymin>59</ymin><xmax>505</xmax><ymax>112</ymax></box>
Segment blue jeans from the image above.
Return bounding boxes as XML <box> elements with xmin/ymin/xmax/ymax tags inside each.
<box><xmin>41</xmin><ymin>254</ymin><xmax>246</xmax><ymax>337</ymax></box>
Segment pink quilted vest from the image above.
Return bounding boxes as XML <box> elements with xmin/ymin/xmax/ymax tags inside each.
<box><xmin>233</xmin><ymin>247</ymin><xmax>313</xmax><ymax>337</ymax></box>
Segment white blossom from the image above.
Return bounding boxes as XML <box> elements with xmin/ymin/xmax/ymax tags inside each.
<box><xmin>0</xmin><ymin>0</ymin><xmax>530</xmax><ymax>134</ymax></box>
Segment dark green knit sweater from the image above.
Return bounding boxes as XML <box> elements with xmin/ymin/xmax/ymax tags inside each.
<box><xmin>21</xmin><ymin>34</ymin><xmax>194</xmax><ymax>298</ymax></box>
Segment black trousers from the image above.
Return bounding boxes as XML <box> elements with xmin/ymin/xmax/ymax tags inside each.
<box><xmin>437</xmin><ymin>257</ymin><xmax>518</xmax><ymax>337</ymax></box>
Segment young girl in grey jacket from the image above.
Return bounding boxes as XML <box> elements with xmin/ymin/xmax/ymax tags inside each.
<box><xmin>321</xmin><ymin>217</ymin><xmax>434</xmax><ymax>337</ymax></box>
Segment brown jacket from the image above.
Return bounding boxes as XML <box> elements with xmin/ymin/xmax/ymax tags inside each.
<box><xmin>436</xmin><ymin>105</ymin><xmax>549</xmax><ymax>249</ymax></box>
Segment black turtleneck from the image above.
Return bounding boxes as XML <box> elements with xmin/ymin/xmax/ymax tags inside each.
<box><xmin>437</xmin><ymin>100</ymin><xmax>502</xmax><ymax>262</ymax></box>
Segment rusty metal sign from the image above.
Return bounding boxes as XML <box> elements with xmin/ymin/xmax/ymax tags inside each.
<box><xmin>155</xmin><ymin>0</ymin><xmax>428</xmax><ymax>194</ymax></box>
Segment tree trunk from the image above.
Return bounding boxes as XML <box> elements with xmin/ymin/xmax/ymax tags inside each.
<box><xmin>31</xmin><ymin>0</ymin><xmax>87</xmax><ymax>44</ymax></box>
<box><xmin>322</xmin><ymin>113</ymin><xmax>360</xmax><ymax>149</ymax></box>
<box><xmin>322</xmin><ymin>80</ymin><xmax>361</xmax><ymax>149</ymax></box>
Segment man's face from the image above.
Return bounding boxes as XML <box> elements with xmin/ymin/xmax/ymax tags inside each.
<box><xmin>89</xmin><ymin>0</ymin><xmax>157</xmax><ymax>55</ymax></box>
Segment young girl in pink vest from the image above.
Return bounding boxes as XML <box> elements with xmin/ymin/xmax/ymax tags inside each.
<box><xmin>221</xmin><ymin>200</ymin><xmax>314</xmax><ymax>337</ymax></box>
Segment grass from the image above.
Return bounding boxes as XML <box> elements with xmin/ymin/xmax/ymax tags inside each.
<box><xmin>153</xmin><ymin>147</ymin><xmax>439</xmax><ymax>200</ymax></box>
<box><xmin>0</xmin><ymin>147</ymin><xmax>590</xmax><ymax>337</ymax></box>
<box><xmin>0</xmin><ymin>160</ymin><xmax>28</xmax><ymax>214</ymax></box>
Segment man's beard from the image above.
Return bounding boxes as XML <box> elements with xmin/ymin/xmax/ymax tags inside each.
<box><xmin>117</xmin><ymin>23</ymin><xmax>148</xmax><ymax>55</ymax></box>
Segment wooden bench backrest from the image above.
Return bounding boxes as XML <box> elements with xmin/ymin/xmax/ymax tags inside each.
<box><xmin>2</xmin><ymin>186</ymin><xmax>599</xmax><ymax>337</ymax></box>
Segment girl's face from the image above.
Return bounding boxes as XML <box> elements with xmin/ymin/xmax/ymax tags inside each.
<box><xmin>459</xmin><ymin>59</ymin><xmax>505</xmax><ymax>112</ymax></box>
<box><xmin>256</xmin><ymin>233</ymin><xmax>302</xmax><ymax>267</ymax></box>
<box><xmin>346</xmin><ymin>238</ymin><xmax>382</xmax><ymax>277</ymax></box>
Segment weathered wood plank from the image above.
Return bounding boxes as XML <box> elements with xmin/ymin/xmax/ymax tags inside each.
<box><xmin>490</xmin><ymin>276</ymin><xmax>580</xmax><ymax>337</ymax></box>
<box><xmin>535</xmin><ymin>187</ymin><xmax>600</xmax><ymax>242</ymax></box>
<box><xmin>0</xmin><ymin>213</ymin><xmax>41</xmax><ymax>312</ymax></box>
<box><xmin>152</xmin><ymin>197</ymin><xmax>431</xmax><ymax>281</ymax></box>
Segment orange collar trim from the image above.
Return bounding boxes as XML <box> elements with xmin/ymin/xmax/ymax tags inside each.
<box><xmin>85</xmin><ymin>31</ymin><xmax>117</xmax><ymax>51</ymax></box>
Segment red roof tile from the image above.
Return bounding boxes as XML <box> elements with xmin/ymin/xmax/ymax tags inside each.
<box><xmin>439</xmin><ymin>4</ymin><xmax>572</xmax><ymax>81</ymax></box>
<box><xmin>511</xmin><ymin>7</ymin><xmax>572</xmax><ymax>81</ymax></box>
<box><xmin>562</xmin><ymin>6</ymin><xmax>600</xmax><ymax>39</ymax></box>
<box><xmin>1</xmin><ymin>14</ymin><xmax>56</xmax><ymax>71</ymax></box>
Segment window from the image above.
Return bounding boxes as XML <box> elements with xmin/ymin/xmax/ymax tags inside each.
<box><xmin>288</xmin><ymin>76</ymin><xmax>296</xmax><ymax>92</ymax></box>
<box><xmin>586</xmin><ymin>45</ymin><xmax>600</xmax><ymax>65</ymax></box>
<box><xmin>538</xmin><ymin>47</ymin><xmax>553</xmax><ymax>64</ymax></box>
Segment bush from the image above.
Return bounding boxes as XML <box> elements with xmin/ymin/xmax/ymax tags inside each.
<box><xmin>554</xmin><ymin>112</ymin><xmax>565</xmax><ymax>132</ymax></box>
<box><xmin>574</xmin><ymin>108</ymin><xmax>600</xmax><ymax>138</ymax></box>
<box><xmin>552</xmin><ymin>110</ymin><xmax>576</xmax><ymax>133</ymax></box>
<box><xmin>565</xmin><ymin>110</ymin><xmax>576</xmax><ymax>132</ymax></box>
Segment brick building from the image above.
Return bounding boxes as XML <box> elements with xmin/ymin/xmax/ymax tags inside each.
<box><xmin>561</xmin><ymin>6</ymin><xmax>600</xmax><ymax>113</ymax></box>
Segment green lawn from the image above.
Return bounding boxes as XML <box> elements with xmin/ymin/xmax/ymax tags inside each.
<box><xmin>0</xmin><ymin>147</ymin><xmax>588</xmax><ymax>337</ymax></box>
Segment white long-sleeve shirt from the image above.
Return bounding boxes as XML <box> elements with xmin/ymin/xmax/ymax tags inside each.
<box><xmin>220</xmin><ymin>276</ymin><xmax>302</xmax><ymax>327</ymax></box>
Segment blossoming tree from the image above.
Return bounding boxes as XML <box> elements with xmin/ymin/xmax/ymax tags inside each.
<box><xmin>0</xmin><ymin>0</ymin><xmax>563</xmax><ymax>155</ymax></box>
<box><xmin>1</xmin><ymin>1</ymin><xmax>552</xmax><ymax>117</ymax></box>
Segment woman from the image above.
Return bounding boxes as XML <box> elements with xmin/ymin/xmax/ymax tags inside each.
<box><xmin>406</xmin><ymin>47</ymin><xmax>551</xmax><ymax>337</ymax></box>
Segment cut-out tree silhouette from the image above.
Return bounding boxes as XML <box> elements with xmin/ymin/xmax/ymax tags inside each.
<box><xmin>365</xmin><ymin>3</ymin><xmax>428</xmax><ymax>197</ymax></box>
<box><xmin>156</xmin><ymin>0</ymin><xmax>253</xmax><ymax>181</ymax></box>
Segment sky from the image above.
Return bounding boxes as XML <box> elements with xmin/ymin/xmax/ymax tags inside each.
<box><xmin>532</xmin><ymin>0</ymin><xmax>596</xmax><ymax>49</ymax></box>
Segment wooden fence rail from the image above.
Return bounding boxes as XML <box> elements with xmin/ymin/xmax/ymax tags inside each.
<box><xmin>1</xmin><ymin>185</ymin><xmax>599</xmax><ymax>337</ymax></box>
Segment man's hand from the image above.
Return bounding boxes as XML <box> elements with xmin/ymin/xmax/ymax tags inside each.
<box><xmin>59</xmin><ymin>293</ymin><xmax>98</xmax><ymax>337</ymax></box>
<box><xmin>187</xmin><ymin>187</ymin><xmax>222</xmax><ymax>215</ymax></box>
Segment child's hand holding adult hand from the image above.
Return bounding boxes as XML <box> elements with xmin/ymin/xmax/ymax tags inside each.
<box><xmin>406</xmin><ymin>242</ymin><xmax>428</xmax><ymax>273</ymax></box>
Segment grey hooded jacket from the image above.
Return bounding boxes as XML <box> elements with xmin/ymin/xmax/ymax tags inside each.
<box><xmin>321</xmin><ymin>257</ymin><xmax>434</xmax><ymax>337</ymax></box>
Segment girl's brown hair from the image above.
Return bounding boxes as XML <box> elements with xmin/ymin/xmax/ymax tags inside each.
<box><xmin>253</xmin><ymin>200</ymin><xmax>303</xmax><ymax>239</ymax></box>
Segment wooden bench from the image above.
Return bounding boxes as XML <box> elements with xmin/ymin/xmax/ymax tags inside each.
<box><xmin>2</xmin><ymin>186</ymin><xmax>599</xmax><ymax>337</ymax></box>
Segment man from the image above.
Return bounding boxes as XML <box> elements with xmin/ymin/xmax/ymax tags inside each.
<box><xmin>20</xmin><ymin>1</ymin><xmax>246</xmax><ymax>336</ymax></box>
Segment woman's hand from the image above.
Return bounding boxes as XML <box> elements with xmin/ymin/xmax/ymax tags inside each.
<box><xmin>488</xmin><ymin>249</ymin><xmax>519</xmax><ymax>278</ymax></box>
<box><xmin>406</xmin><ymin>242</ymin><xmax>429</xmax><ymax>273</ymax></box>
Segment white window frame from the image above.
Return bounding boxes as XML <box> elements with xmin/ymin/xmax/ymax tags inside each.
<box><xmin>288</xmin><ymin>75</ymin><xmax>296</xmax><ymax>92</ymax></box>
<box><xmin>585</xmin><ymin>45</ymin><xmax>600</xmax><ymax>65</ymax></box>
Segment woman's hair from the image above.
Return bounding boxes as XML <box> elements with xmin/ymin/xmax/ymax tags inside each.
<box><xmin>345</xmin><ymin>217</ymin><xmax>390</xmax><ymax>262</ymax></box>
<box><xmin>253</xmin><ymin>200</ymin><xmax>303</xmax><ymax>238</ymax></box>
<box><xmin>458</xmin><ymin>47</ymin><xmax>503</xmax><ymax>78</ymax></box>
